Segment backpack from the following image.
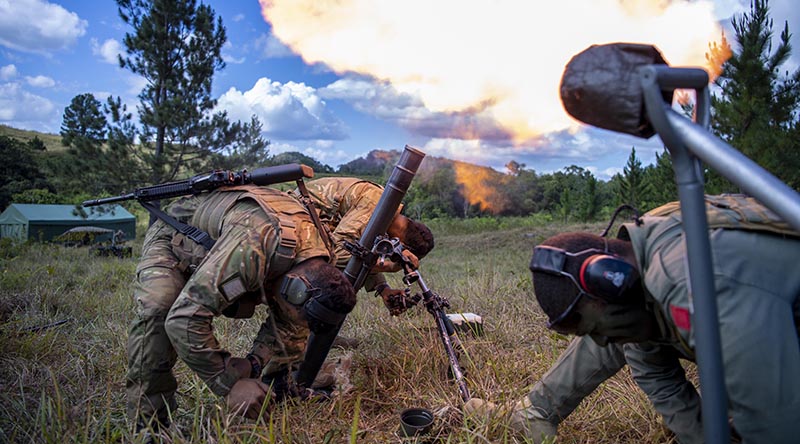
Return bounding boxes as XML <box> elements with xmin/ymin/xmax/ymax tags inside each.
<box><xmin>645</xmin><ymin>194</ymin><xmax>799</xmax><ymax>238</ymax></box>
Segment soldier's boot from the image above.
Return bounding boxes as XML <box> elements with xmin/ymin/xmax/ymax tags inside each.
<box><xmin>464</xmin><ymin>397</ymin><xmax>557</xmax><ymax>444</ymax></box>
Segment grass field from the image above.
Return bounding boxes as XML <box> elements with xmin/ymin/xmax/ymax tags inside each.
<box><xmin>0</xmin><ymin>219</ymin><xmax>684</xmax><ymax>443</ymax></box>
<box><xmin>0</xmin><ymin>125</ymin><xmax>63</xmax><ymax>151</ymax></box>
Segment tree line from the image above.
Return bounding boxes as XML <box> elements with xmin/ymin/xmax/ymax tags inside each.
<box><xmin>1</xmin><ymin>0</ymin><xmax>798</xmax><ymax>223</ymax></box>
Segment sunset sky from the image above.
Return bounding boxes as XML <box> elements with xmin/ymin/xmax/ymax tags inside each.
<box><xmin>1</xmin><ymin>0</ymin><xmax>797</xmax><ymax>179</ymax></box>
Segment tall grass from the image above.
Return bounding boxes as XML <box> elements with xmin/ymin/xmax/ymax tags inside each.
<box><xmin>0</xmin><ymin>219</ymin><xmax>683</xmax><ymax>443</ymax></box>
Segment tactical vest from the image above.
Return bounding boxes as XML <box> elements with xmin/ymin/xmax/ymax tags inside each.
<box><xmin>299</xmin><ymin>178</ymin><xmax>374</xmax><ymax>227</ymax></box>
<box><xmin>190</xmin><ymin>185</ymin><xmax>325</xmax><ymax>277</ymax></box>
<box><xmin>644</xmin><ymin>194</ymin><xmax>799</xmax><ymax>238</ymax></box>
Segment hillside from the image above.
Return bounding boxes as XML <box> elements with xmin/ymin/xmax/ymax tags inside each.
<box><xmin>0</xmin><ymin>124</ymin><xmax>63</xmax><ymax>152</ymax></box>
<box><xmin>1</xmin><ymin>124</ymin><xmax>505</xmax><ymax>181</ymax></box>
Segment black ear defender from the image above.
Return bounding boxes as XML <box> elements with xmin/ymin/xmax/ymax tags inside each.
<box><xmin>279</xmin><ymin>274</ymin><xmax>347</xmax><ymax>327</ymax></box>
<box><xmin>530</xmin><ymin>245</ymin><xmax>640</xmax><ymax>302</ymax></box>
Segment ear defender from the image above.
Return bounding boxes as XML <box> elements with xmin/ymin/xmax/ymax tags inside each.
<box><xmin>531</xmin><ymin>245</ymin><xmax>639</xmax><ymax>303</ymax></box>
<box><xmin>579</xmin><ymin>254</ymin><xmax>639</xmax><ymax>301</ymax></box>
<box><xmin>280</xmin><ymin>274</ymin><xmax>347</xmax><ymax>327</ymax></box>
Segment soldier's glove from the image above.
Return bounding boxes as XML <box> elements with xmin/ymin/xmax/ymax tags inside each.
<box><xmin>226</xmin><ymin>378</ymin><xmax>272</xmax><ymax>419</ymax></box>
<box><xmin>380</xmin><ymin>287</ymin><xmax>422</xmax><ymax>316</ymax></box>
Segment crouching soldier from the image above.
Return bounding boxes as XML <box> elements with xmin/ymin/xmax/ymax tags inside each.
<box><xmin>126</xmin><ymin>185</ymin><xmax>355</xmax><ymax>431</ymax></box>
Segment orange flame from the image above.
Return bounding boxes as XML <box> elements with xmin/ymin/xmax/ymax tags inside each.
<box><xmin>452</xmin><ymin>162</ymin><xmax>509</xmax><ymax>214</ymax></box>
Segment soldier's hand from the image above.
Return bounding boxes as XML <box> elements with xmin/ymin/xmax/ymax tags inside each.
<box><xmin>371</xmin><ymin>250</ymin><xmax>420</xmax><ymax>273</ymax></box>
<box><xmin>380</xmin><ymin>287</ymin><xmax>422</xmax><ymax>316</ymax></box>
<box><xmin>226</xmin><ymin>378</ymin><xmax>272</xmax><ymax>419</ymax></box>
<box><xmin>227</xmin><ymin>357</ymin><xmax>254</xmax><ymax>379</ymax></box>
<box><xmin>401</xmin><ymin>250</ymin><xmax>420</xmax><ymax>269</ymax></box>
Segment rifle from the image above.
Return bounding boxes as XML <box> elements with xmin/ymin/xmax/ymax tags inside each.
<box><xmin>82</xmin><ymin>164</ymin><xmax>314</xmax><ymax>206</ymax></box>
<box><xmin>371</xmin><ymin>235</ymin><xmax>472</xmax><ymax>403</ymax></box>
<box><xmin>81</xmin><ymin>164</ymin><xmax>332</xmax><ymax>253</ymax></box>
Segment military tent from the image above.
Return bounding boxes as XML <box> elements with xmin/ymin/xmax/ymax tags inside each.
<box><xmin>0</xmin><ymin>204</ymin><xmax>136</xmax><ymax>242</ymax></box>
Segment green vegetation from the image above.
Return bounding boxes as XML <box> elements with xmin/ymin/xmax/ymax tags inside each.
<box><xmin>709</xmin><ymin>0</ymin><xmax>800</xmax><ymax>190</ymax></box>
<box><xmin>0</xmin><ymin>221</ymin><xmax>684</xmax><ymax>443</ymax></box>
<box><xmin>0</xmin><ymin>125</ymin><xmax>62</xmax><ymax>152</ymax></box>
<box><xmin>116</xmin><ymin>0</ymin><xmax>267</xmax><ymax>187</ymax></box>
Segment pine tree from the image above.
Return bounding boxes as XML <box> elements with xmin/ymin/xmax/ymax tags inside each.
<box><xmin>710</xmin><ymin>0</ymin><xmax>800</xmax><ymax>188</ymax></box>
<box><xmin>644</xmin><ymin>148</ymin><xmax>678</xmax><ymax>207</ymax></box>
<box><xmin>117</xmin><ymin>0</ymin><xmax>228</xmax><ymax>184</ymax></box>
<box><xmin>617</xmin><ymin>147</ymin><xmax>651</xmax><ymax>208</ymax></box>
<box><xmin>60</xmin><ymin>93</ymin><xmax>107</xmax><ymax>148</ymax></box>
<box><xmin>59</xmin><ymin>93</ymin><xmax>109</xmax><ymax>195</ymax></box>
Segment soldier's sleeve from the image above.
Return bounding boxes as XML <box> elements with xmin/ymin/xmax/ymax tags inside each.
<box><xmin>363</xmin><ymin>273</ymin><xmax>387</xmax><ymax>293</ymax></box>
<box><xmin>165</xmin><ymin>203</ymin><xmax>274</xmax><ymax>396</ymax></box>
<box><xmin>527</xmin><ymin>336</ymin><xmax>627</xmax><ymax>424</ymax></box>
<box><xmin>623</xmin><ymin>343</ymin><xmax>703</xmax><ymax>444</ymax></box>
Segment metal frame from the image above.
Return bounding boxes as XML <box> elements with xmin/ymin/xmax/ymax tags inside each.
<box><xmin>639</xmin><ymin>64</ymin><xmax>800</xmax><ymax>444</ymax></box>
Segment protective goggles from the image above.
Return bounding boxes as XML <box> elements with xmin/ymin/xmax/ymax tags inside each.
<box><xmin>530</xmin><ymin>246</ymin><xmax>607</xmax><ymax>330</ymax></box>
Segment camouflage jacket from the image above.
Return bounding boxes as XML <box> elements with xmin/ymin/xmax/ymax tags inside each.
<box><xmin>299</xmin><ymin>177</ymin><xmax>397</xmax><ymax>291</ymax></box>
<box><xmin>165</xmin><ymin>186</ymin><xmax>329</xmax><ymax>396</ymax></box>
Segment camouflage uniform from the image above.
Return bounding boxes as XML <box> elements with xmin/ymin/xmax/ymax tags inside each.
<box><xmin>126</xmin><ymin>186</ymin><xmax>328</xmax><ymax>423</ymax></box>
<box><xmin>297</xmin><ymin>177</ymin><xmax>396</xmax><ymax>291</ymax></box>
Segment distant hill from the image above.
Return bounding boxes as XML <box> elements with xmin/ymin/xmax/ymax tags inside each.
<box><xmin>338</xmin><ymin>149</ymin><xmax>400</xmax><ymax>176</ymax></box>
<box><xmin>0</xmin><ymin>123</ymin><xmax>504</xmax><ymax>186</ymax></box>
<box><xmin>0</xmin><ymin>124</ymin><xmax>62</xmax><ymax>152</ymax></box>
<box><xmin>337</xmin><ymin>148</ymin><xmax>503</xmax><ymax>182</ymax></box>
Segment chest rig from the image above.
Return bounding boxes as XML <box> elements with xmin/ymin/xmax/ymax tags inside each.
<box><xmin>192</xmin><ymin>185</ymin><xmax>332</xmax><ymax>278</ymax></box>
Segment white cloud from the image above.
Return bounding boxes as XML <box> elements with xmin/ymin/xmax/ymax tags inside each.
<box><xmin>0</xmin><ymin>64</ymin><xmax>17</xmax><ymax>80</ymax></box>
<box><xmin>0</xmin><ymin>0</ymin><xmax>87</xmax><ymax>55</ymax></box>
<box><xmin>91</xmin><ymin>38</ymin><xmax>123</xmax><ymax>65</ymax></box>
<box><xmin>216</xmin><ymin>77</ymin><xmax>348</xmax><ymax>140</ymax></box>
<box><xmin>125</xmin><ymin>75</ymin><xmax>148</xmax><ymax>95</ymax></box>
<box><xmin>25</xmin><ymin>75</ymin><xmax>55</xmax><ymax>88</ymax></box>
<box><xmin>0</xmin><ymin>81</ymin><xmax>56</xmax><ymax>127</ymax></box>
<box><xmin>255</xmin><ymin>33</ymin><xmax>294</xmax><ymax>58</ymax></box>
<box><xmin>321</xmin><ymin>76</ymin><xmax>511</xmax><ymax>141</ymax></box>
<box><xmin>221</xmin><ymin>41</ymin><xmax>245</xmax><ymax>64</ymax></box>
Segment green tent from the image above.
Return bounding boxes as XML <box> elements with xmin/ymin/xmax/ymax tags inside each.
<box><xmin>0</xmin><ymin>204</ymin><xmax>136</xmax><ymax>242</ymax></box>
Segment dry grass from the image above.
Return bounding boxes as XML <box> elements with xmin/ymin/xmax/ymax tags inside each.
<box><xmin>0</xmin><ymin>219</ymin><xmax>690</xmax><ymax>443</ymax></box>
<box><xmin>0</xmin><ymin>125</ymin><xmax>63</xmax><ymax>151</ymax></box>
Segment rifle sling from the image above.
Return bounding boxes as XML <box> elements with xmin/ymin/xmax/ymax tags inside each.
<box><xmin>141</xmin><ymin>201</ymin><xmax>216</xmax><ymax>250</ymax></box>
<box><xmin>295</xmin><ymin>179</ymin><xmax>335</xmax><ymax>262</ymax></box>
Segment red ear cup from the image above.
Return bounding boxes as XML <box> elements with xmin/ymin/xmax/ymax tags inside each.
<box><xmin>579</xmin><ymin>255</ymin><xmax>640</xmax><ymax>301</ymax></box>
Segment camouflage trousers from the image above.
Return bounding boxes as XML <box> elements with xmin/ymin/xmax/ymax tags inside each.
<box><xmin>125</xmin><ymin>220</ymin><xmax>308</xmax><ymax>426</ymax></box>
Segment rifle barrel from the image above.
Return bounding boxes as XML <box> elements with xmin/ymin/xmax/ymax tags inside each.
<box><xmin>82</xmin><ymin>193</ymin><xmax>135</xmax><ymax>207</ymax></box>
<box><xmin>247</xmin><ymin>163</ymin><xmax>314</xmax><ymax>185</ymax></box>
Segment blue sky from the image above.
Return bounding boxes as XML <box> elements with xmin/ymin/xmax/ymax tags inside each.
<box><xmin>0</xmin><ymin>0</ymin><xmax>797</xmax><ymax>180</ymax></box>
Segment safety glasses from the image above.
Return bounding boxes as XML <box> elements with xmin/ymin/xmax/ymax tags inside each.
<box><xmin>544</xmin><ymin>273</ymin><xmax>590</xmax><ymax>331</ymax></box>
<box><xmin>531</xmin><ymin>246</ymin><xmax>604</xmax><ymax>330</ymax></box>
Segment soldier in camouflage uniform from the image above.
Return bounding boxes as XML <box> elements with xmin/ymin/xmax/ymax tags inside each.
<box><xmin>296</xmin><ymin>177</ymin><xmax>434</xmax><ymax>314</ymax></box>
<box><xmin>127</xmin><ymin>179</ymin><xmax>434</xmax><ymax>430</ymax></box>
<box><xmin>466</xmin><ymin>195</ymin><xmax>800</xmax><ymax>444</ymax></box>
<box><xmin>127</xmin><ymin>185</ymin><xmax>357</xmax><ymax>429</ymax></box>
